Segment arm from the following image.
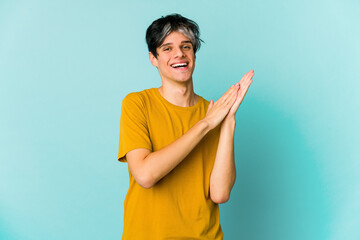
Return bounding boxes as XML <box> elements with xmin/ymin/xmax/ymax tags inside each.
<box><xmin>126</xmin><ymin>120</ymin><xmax>210</xmax><ymax>189</ymax></box>
<box><xmin>210</xmin><ymin>70</ymin><xmax>254</xmax><ymax>203</ymax></box>
<box><xmin>126</xmin><ymin>84</ymin><xmax>240</xmax><ymax>189</ymax></box>
<box><xmin>209</xmin><ymin>119</ymin><xmax>236</xmax><ymax>204</ymax></box>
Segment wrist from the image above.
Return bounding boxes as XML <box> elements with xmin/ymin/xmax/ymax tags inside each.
<box><xmin>198</xmin><ymin>119</ymin><xmax>212</xmax><ymax>134</ymax></box>
<box><xmin>222</xmin><ymin>117</ymin><xmax>236</xmax><ymax>128</ymax></box>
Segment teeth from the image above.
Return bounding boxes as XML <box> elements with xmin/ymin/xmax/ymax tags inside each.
<box><xmin>172</xmin><ymin>63</ymin><xmax>187</xmax><ymax>68</ymax></box>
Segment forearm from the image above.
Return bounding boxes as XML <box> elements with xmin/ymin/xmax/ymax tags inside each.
<box><xmin>210</xmin><ymin>118</ymin><xmax>236</xmax><ymax>203</ymax></box>
<box><xmin>143</xmin><ymin>119</ymin><xmax>211</xmax><ymax>186</ymax></box>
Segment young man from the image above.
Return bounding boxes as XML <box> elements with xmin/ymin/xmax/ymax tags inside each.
<box><xmin>118</xmin><ymin>14</ymin><xmax>254</xmax><ymax>240</ymax></box>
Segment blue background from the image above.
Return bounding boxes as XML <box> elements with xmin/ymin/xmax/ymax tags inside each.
<box><xmin>1</xmin><ymin>0</ymin><xmax>359</xmax><ymax>239</ymax></box>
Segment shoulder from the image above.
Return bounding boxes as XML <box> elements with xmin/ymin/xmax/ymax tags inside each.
<box><xmin>197</xmin><ymin>95</ymin><xmax>210</xmax><ymax>110</ymax></box>
<box><xmin>122</xmin><ymin>88</ymin><xmax>154</xmax><ymax>106</ymax></box>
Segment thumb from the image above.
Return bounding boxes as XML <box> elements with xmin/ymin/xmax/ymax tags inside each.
<box><xmin>207</xmin><ymin>99</ymin><xmax>214</xmax><ymax>112</ymax></box>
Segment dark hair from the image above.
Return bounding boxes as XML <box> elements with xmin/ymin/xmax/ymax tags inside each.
<box><xmin>145</xmin><ymin>13</ymin><xmax>203</xmax><ymax>58</ymax></box>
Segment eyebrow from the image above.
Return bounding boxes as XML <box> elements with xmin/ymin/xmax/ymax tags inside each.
<box><xmin>159</xmin><ymin>41</ymin><xmax>192</xmax><ymax>48</ymax></box>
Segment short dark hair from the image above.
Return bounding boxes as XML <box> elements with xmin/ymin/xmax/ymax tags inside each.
<box><xmin>145</xmin><ymin>13</ymin><xmax>203</xmax><ymax>58</ymax></box>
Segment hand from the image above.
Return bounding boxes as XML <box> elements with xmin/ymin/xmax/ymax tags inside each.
<box><xmin>225</xmin><ymin>69</ymin><xmax>254</xmax><ymax>120</ymax></box>
<box><xmin>204</xmin><ymin>84</ymin><xmax>240</xmax><ymax>130</ymax></box>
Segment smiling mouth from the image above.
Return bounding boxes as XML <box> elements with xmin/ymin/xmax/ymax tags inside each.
<box><xmin>171</xmin><ymin>63</ymin><xmax>188</xmax><ymax>69</ymax></box>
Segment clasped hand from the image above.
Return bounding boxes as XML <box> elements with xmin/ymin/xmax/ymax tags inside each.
<box><xmin>204</xmin><ymin>70</ymin><xmax>254</xmax><ymax>129</ymax></box>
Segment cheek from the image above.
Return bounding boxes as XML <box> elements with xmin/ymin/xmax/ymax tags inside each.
<box><xmin>189</xmin><ymin>53</ymin><xmax>196</xmax><ymax>61</ymax></box>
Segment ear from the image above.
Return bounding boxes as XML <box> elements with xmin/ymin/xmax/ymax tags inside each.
<box><xmin>149</xmin><ymin>52</ymin><xmax>158</xmax><ymax>68</ymax></box>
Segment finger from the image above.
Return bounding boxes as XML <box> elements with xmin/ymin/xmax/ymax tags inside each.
<box><xmin>229</xmin><ymin>90</ymin><xmax>244</xmax><ymax>115</ymax></box>
<box><xmin>238</xmin><ymin>78</ymin><xmax>252</xmax><ymax>97</ymax></box>
<box><xmin>223</xmin><ymin>84</ymin><xmax>239</xmax><ymax>104</ymax></box>
<box><xmin>241</xmin><ymin>79</ymin><xmax>252</xmax><ymax>91</ymax></box>
<box><xmin>248</xmin><ymin>71</ymin><xmax>254</xmax><ymax>82</ymax></box>
<box><xmin>244</xmin><ymin>71</ymin><xmax>254</xmax><ymax>83</ymax></box>
<box><xmin>231</xmin><ymin>91</ymin><xmax>242</xmax><ymax>112</ymax></box>
<box><xmin>244</xmin><ymin>70</ymin><xmax>254</xmax><ymax>80</ymax></box>
<box><xmin>225</xmin><ymin>86</ymin><xmax>239</xmax><ymax>106</ymax></box>
<box><xmin>238</xmin><ymin>72</ymin><xmax>248</xmax><ymax>84</ymax></box>
<box><xmin>242</xmin><ymin>76</ymin><xmax>252</xmax><ymax>89</ymax></box>
<box><xmin>238</xmin><ymin>82</ymin><xmax>251</xmax><ymax>99</ymax></box>
<box><xmin>240</xmin><ymin>72</ymin><xmax>254</xmax><ymax>89</ymax></box>
<box><xmin>208</xmin><ymin>99</ymin><xmax>214</xmax><ymax>111</ymax></box>
<box><xmin>238</xmin><ymin>70</ymin><xmax>252</xmax><ymax>85</ymax></box>
<box><xmin>219</xmin><ymin>84</ymin><xmax>238</xmax><ymax>103</ymax></box>
<box><xmin>233</xmin><ymin>77</ymin><xmax>253</xmax><ymax>109</ymax></box>
<box><xmin>245</xmin><ymin>76</ymin><xmax>253</xmax><ymax>88</ymax></box>
<box><xmin>227</xmin><ymin>84</ymin><xmax>238</xmax><ymax>94</ymax></box>
<box><xmin>220</xmin><ymin>85</ymin><xmax>235</xmax><ymax>99</ymax></box>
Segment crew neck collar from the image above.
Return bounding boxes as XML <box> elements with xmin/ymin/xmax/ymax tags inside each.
<box><xmin>152</xmin><ymin>88</ymin><xmax>202</xmax><ymax>111</ymax></box>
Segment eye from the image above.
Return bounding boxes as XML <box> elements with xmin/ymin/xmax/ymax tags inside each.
<box><xmin>163</xmin><ymin>47</ymin><xmax>171</xmax><ymax>51</ymax></box>
<box><xmin>183</xmin><ymin>45</ymin><xmax>191</xmax><ymax>50</ymax></box>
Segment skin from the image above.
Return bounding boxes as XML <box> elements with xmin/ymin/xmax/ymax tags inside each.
<box><xmin>149</xmin><ymin>31</ymin><xmax>198</xmax><ymax>107</ymax></box>
<box><xmin>126</xmin><ymin>31</ymin><xmax>254</xmax><ymax>204</ymax></box>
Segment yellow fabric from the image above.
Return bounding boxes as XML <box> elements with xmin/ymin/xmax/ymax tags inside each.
<box><xmin>118</xmin><ymin>88</ymin><xmax>223</xmax><ymax>240</ymax></box>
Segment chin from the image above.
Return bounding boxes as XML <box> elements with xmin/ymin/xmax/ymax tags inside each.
<box><xmin>174</xmin><ymin>73</ymin><xmax>194</xmax><ymax>82</ymax></box>
<box><xmin>174</xmin><ymin>77</ymin><xmax>192</xmax><ymax>83</ymax></box>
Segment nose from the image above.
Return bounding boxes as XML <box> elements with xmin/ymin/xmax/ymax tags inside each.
<box><xmin>174</xmin><ymin>46</ymin><xmax>185</xmax><ymax>58</ymax></box>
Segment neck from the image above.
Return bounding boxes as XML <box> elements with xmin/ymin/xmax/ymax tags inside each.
<box><xmin>158</xmin><ymin>79</ymin><xmax>198</xmax><ymax>107</ymax></box>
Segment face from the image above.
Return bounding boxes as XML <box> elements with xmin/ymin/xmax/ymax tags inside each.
<box><xmin>149</xmin><ymin>31</ymin><xmax>196</xmax><ymax>84</ymax></box>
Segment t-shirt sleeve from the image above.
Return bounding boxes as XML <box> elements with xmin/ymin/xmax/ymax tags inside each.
<box><xmin>118</xmin><ymin>92</ymin><xmax>152</xmax><ymax>162</ymax></box>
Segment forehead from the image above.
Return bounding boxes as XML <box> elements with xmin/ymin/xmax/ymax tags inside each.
<box><xmin>160</xmin><ymin>31</ymin><xmax>192</xmax><ymax>46</ymax></box>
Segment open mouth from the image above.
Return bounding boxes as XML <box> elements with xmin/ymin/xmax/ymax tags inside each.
<box><xmin>171</xmin><ymin>63</ymin><xmax>188</xmax><ymax>69</ymax></box>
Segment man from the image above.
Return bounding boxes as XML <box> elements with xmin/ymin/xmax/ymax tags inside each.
<box><xmin>118</xmin><ymin>13</ymin><xmax>254</xmax><ymax>240</ymax></box>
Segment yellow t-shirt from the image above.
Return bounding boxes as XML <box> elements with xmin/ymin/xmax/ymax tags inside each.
<box><xmin>118</xmin><ymin>87</ymin><xmax>223</xmax><ymax>240</ymax></box>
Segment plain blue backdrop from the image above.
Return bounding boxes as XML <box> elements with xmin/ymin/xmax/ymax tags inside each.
<box><xmin>1</xmin><ymin>0</ymin><xmax>359</xmax><ymax>239</ymax></box>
